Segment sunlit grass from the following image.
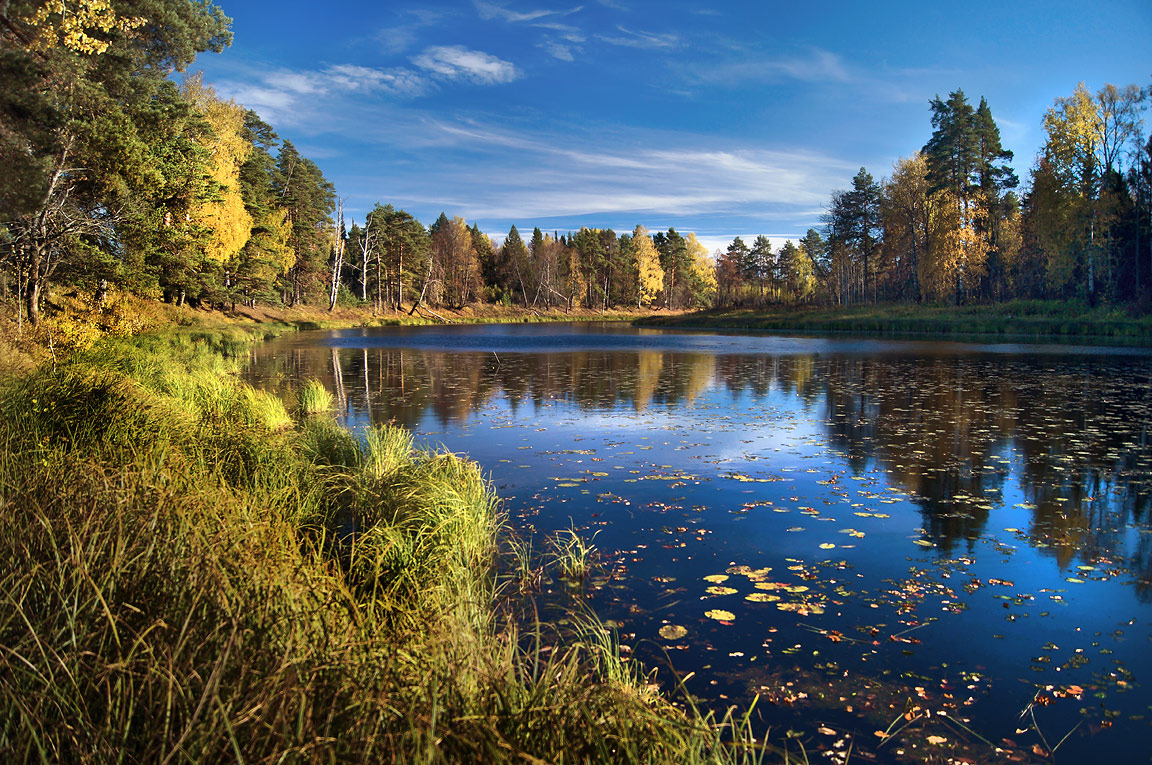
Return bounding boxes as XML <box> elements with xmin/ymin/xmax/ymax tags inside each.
<box><xmin>0</xmin><ymin>326</ymin><xmax>781</xmax><ymax>762</ymax></box>
<box><xmin>549</xmin><ymin>525</ymin><xmax>600</xmax><ymax>584</ymax></box>
<box><xmin>297</xmin><ymin>378</ymin><xmax>335</xmax><ymax>416</ymax></box>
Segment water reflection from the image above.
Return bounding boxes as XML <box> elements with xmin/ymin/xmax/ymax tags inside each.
<box><xmin>245</xmin><ymin>327</ymin><xmax>1152</xmax><ymax>761</ymax></box>
<box><xmin>248</xmin><ymin>338</ymin><xmax>1152</xmax><ymax>592</ymax></box>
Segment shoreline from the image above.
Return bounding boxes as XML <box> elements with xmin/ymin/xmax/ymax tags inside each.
<box><xmin>635</xmin><ymin>300</ymin><xmax>1152</xmax><ymax>347</ymax></box>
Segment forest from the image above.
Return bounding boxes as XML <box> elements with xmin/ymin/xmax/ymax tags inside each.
<box><xmin>2</xmin><ymin>0</ymin><xmax>1151</xmax><ymax>334</ymax></box>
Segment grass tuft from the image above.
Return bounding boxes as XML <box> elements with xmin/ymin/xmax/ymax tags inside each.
<box><xmin>297</xmin><ymin>378</ymin><xmax>335</xmax><ymax>416</ymax></box>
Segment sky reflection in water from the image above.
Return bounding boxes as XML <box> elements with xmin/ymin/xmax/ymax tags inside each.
<box><xmin>246</xmin><ymin>323</ymin><xmax>1152</xmax><ymax>763</ymax></box>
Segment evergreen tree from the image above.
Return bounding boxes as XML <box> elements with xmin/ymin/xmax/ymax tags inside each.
<box><xmin>273</xmin><ymin>140</ymin><xmax>334</xmax><ymax>305</ymax></box>
<box><xmin>502</xmin><ymin>225</ymin><xmax>531</xmax><ymax>307</ymax></box>
<box><xmin>0</xmin><ymin>0</ymin><xmax>232</xmax><ymax>323</ymax></box>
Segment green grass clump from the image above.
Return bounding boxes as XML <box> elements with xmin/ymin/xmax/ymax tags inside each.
<box><xmin>0</xmin><ymin>328</ymin><xmax>777</xmax><ymax>763</ymax></box>
<box><xmin>297</xmin><ymin>378</ymin><xmax>335</xmax><ymax>415</ymax></box>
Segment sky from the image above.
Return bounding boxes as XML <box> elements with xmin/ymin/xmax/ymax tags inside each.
<box><xmin>192</xmin><ymin>0</ymin><xmax>1152</xmax><ymax>253</ymax></box>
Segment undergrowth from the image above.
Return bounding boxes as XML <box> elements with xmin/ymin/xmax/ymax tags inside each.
<box><xmin>0</xmin><ymin>327</ymin><xmax>778</xmax><ymax>763</ymax></box>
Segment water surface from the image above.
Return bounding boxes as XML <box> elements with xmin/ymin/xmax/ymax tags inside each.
<box><xmin>246</xmin><ymin>323</ymin><xmax>1152</xmax><ymax>763</ymax></box>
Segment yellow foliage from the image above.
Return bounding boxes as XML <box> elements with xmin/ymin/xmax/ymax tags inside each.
<box><xmin>632</xmin><ymin>225</ymin><xmax>664</xmax><ymax>307</ymax></box>
<box><xmin>183</xmin><ymin>75</ymin><xmax>253</xmax><ymax>264</ymax></box>
<box><xmin>1042</xmin><ymin>83</ymin><xmax>1101</xmax><ymax>191</ymax></box>
<box><xmin>25</xmin><ymin>0</ymin><xmax>144</xmax><ymax>55</ymax></box>
<box><xmin>685</xmin><ymin>232</ymin><xmax>716</xmax><ymax>306</ymax></box>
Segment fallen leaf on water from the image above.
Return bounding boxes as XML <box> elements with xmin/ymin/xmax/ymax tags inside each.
<box><xmin>706</xmin><ymin>586</ymin><xmax>738</xmax><ymax>596</ymax></box>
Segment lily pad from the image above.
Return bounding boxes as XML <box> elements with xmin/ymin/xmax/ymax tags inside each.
<box><xmin>706</xmin><ymin>586</ymin><xmax>739</xmax><ymax>596</ymax></box>
<box><xmin>705</xmin><ymin>609</ymin><xmax>735</xmax><ymax>622</ymax></box>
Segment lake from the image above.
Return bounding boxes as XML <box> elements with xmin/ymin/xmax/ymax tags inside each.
<box><xmin>245</xmin><ymin>322</ymin><xmax>1152</xmax><ymax>763</ymax></box>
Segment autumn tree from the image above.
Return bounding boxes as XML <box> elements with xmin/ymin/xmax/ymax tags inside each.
<box><xmin>880</xmin><ymin>153</ymin><xmax>930</xmax><ymax>302</ymax></box>
<box><xmin>684</xmin><ymin>233</ymin><xmax>716</xmax><ymax>308</ymax></box>
<box><xmin>621</xmin><ymin>225</ymin><xmax>660</xmax><ymax>308</ymax></box>
<box><xmin>426</xmin><ymin>214</ymin><xmax>479</xmax><ymax>308</ymax></box>
<box><xmin>1025</xmin><ymin>82</ymin><xmax>1146</xmax><ymax>303</ymax></box>
<box><xmin>716</xmin><ymin>236</ymin><xmax>748</xmax><ymax>306</ymax></box>
<box><xmin>0</xmin><ymin>0</ymin><xmax>231</xmax><ymax>324</ymax></box>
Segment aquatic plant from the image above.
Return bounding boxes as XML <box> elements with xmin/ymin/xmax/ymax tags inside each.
<box><xmin>296</xmin><ymin>378</ymin><xmax>335</xmax><ymax>415</ymax></box>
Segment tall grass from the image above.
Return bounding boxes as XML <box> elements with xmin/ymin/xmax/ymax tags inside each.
<box><xmin>0</xmin><ymin>327</ymin><xmax>779</xmax><ymax>762</ymax></box>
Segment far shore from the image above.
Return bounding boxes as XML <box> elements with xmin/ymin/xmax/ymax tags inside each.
<box><xmin>636</xmin><ymin>300</ymin><xmax>1152</xmax><ymax>347</ymax></box>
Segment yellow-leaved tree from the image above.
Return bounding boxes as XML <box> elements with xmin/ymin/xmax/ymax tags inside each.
<box><xmin>632</xmin><ymin>225</ymin><xmax>664</xmax><ymax>308</ymax></box>
<box><xmin>183</xmin><ymin>75</ymin><xmax>252</xmax><ymax>265</ymax></box>
<box><xmin>685</xmin><ymin>232</ymin><xmax>717</xmax><ymax>307</ymax></box>
<box><xmin>25</xmin><ymin>0</ymin><xmax>145</xmax><ymax>55</ymax></box>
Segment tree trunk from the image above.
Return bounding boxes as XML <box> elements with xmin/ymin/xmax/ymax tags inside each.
<box><xmin>25</xmin><ymin>272</ymin><xmax>41</xmax><ymax>327</ymax></box>
<box><xmin>329</xmin><ymin>201</ymin><xmax>345</xmax><ymax>312</ymax></box>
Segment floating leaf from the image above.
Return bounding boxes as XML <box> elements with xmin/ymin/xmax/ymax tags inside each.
<box><xmin>706</xmin><ymin>586</ymin><xmax>738</xmax><ymax>596</ymax></box>
<box><xmin>746</xmin><ymin>592</ymin><xmax>780</xmax><ymax>602</ymax></box>
<box><xmin>658</xmin><ymin>624</ymin><xmax>687</xmax><ymax>640</ymax></box>
<box><xmin>819</xmin><ymin>543</ymin><xmax>836</xmax><ymax>550</ymax></box>
<box><xmin>705</xmin><ymin>609</ymin><xmax>735</xmax><ymax>622</ymax></box>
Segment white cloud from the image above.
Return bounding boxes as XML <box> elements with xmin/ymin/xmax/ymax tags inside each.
<box><xmin>597</xmin><ymin>26</ymin><xmax>678</xmax><ymax>49</ymax></box>
<box><xmin>323</xmin><ymin>64</ymin><xmax>427</xmax><ymax>96</ymax></box>
<box><xmin>412</xmin><ymin>45</ymin><xmax>521</xmax><ymax>84</ymax></box>
<box><xmin>474</xmin><ymin>0</ymin><xmax>554</xmax><ymax>22</ymax></box>
<box><xmin>533</xmin><ymin>21</ymin><xmax>586</xmax><ymax>42</ymax></box>
<box><xmin>417</xmin><ymin>119</ymin><xmax>853</xmax><ymax>226</ymax></box>
<box><xmin>474</xmin><ymin>1</ymin><xmax>584</xmax><ymax>23</ymax></box>
<box><xmin>691</xmin><ymin>47</ymin><xmax>851</xmax><ymax>86</ymax></box>
<box><xmin>538</xmin><ymin>39</ymin><xmax>577</xmax><ymax>61</ymax></box>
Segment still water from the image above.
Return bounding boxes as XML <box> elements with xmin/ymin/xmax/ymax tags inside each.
<box><xmin>246</xmin><ymin>322</ymin><xmax>1152</xmax><ymax>763</ymax></box>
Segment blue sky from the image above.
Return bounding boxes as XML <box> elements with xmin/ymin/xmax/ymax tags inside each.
<box><xmin>194</xmin><ymin>0</ymin><xmax>1151</xmax><ymax>252</ymax></box>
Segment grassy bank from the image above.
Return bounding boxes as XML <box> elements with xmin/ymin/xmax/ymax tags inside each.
<box><xmin>0</xmin><ymin>326</ymin><xmax>770</xmax><ymax>762</ymax></box>
<box><xmin>638</xmin><ymin>300</ymin><xmax>1152</xmax><ymax>345</ymax></box>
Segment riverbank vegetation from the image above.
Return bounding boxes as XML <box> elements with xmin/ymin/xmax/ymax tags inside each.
<box><xmin>0</xmin><ymin>327</ymin><xmax>779</xmax><ymax>762</ymax></box>
<box><xmin>641</xmin><ymin>299</ymin><xmax>1152</xmax><ymax>344</ymax></box>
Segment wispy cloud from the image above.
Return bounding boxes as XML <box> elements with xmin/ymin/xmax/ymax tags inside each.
<box><xmin>374</xmin><ymin>8</ymin><xmax>445</xmax><ymax>54</ymax></box>
<box><xmin>411</xmin><ymin>119</ymin><xmax>853</xmax><ymax>225</ymax></box>
<box><xmin>213</xmin><ymin>63</ymin><xmax>430</xmax><ymax>125</ymax></box>
<box><xmin>412</xmin><ymin>45</ymin><xmax>521</xmax><ymax>84</ymax></box>
<box><xmin>597</xmin><ymin>26</ymin><xmax>678</xmax><ymax>49</ymax></box>
<box><xmin>475</xmin><ymin>0</ymin><xmax>554</xmax><ymax>22</ymax></box>
<box><xmin>690</xmin><ymin>47</ymin><xmax>851</xmax><ymax>86</ymax></box>
<box><xmin>474</xmin><ymin>0</ymin><xmax>583</xmax><ymax>23</ymax></box>
<box><xmin>538</xmin><ymin>40</ymin><xmax>576</xmax><ymax>61</ymax></box>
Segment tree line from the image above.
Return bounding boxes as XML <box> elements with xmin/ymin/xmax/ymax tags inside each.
<box><xmin>716</xmin><ymin>84</ymin><xmax>1152</xmax><ymax>308</ymax></box>
<box><xmin>0</xmin><ymin>0</ymin><xmax>720</xmax><ymax>324</ymax></box>
<box><xmin>3</xmin><ymin>1</ymin><xmax>1150</xmax><ymax>327</ymax></box>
